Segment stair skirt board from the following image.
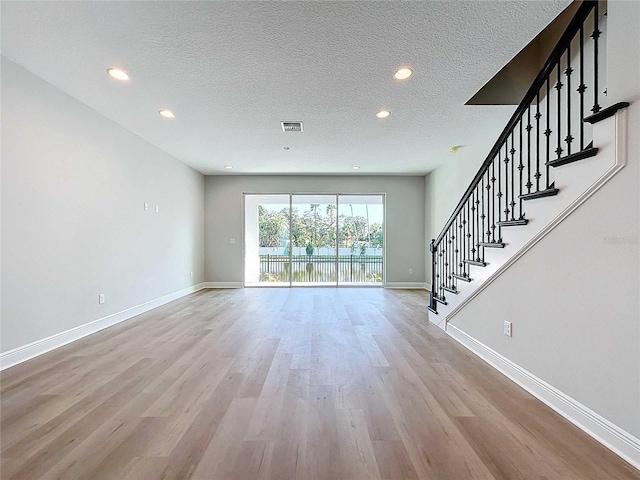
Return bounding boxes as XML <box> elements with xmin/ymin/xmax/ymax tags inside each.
<box><xmin>446</xmin><ymin>324</ymin><xmax>640</xmax><ymax>471</ymax></box>
<box><xmin>0</xmin><ymin>283</ymin><xmax>207</xmax><ymax>370</ymax></box>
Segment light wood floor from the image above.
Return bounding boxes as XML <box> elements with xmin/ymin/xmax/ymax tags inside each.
<box><xmin>2</xmin><ymin>288</ymin><xmax>639</xmax><ymax>480</ymax></box>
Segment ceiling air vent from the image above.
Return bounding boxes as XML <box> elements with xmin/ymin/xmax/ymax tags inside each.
<box><xmin>281</xmin><ymin>121</ymin><xmax>303</xmax><ymax>132</ymax></box>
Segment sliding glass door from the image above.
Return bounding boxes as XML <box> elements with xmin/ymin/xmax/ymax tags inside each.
<box><xmin>244</xmin><ymin>193</ymin><xmax>384</xmax><ymax>287</ymax></box>
<box><xmin>291</xmin><ymin>195</ymin><xmax>337</xmax><ymax>286</ymax></box>
<box><xmin>244</xmin><ymin>194</ymin><xmax>290</xmax><ymax>286</ymax></box>
<box><xmin>337</xmin><ymin>195</ymin><xmax>384</xmax><ymax>285</ymax></box>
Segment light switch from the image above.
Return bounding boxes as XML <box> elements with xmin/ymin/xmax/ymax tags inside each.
<box><xmin>230</xmin><ymin>238</ymin><xmax>236</xmax><ymax>244</ymax></box>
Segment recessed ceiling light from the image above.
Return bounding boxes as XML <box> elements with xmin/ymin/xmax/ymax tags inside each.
<box><xmin>394</xmin><ymin>67</ymin><xmax>413</xmax><ymax>80</ymax></box>
<box><xmin>376</xmin><ymin>110</ymin><xmax>391</xmax><ymax>119</ymax></box>
<box><xmin>352</xmin><ymin>166</ymin><xmax>360</xmax><ymax>170</ymax></box>
<box><xmin>159</xmin><ymin>109</ymin><xmax>175</xmax><ymax>119</ymax></box>
<box><xmin>224</xmin><ymin>165</ymin><xmax>233</xmax><ymax>169</ymax></box>
<box><xmin>106</xmin><ymin>67</ymin><xmax>130</xmax><ymax>81</ymax></box>
<box><xmin>449</xmin><ymin>145</ymin><xmax>461</xmax><ymax>154</ymax></box>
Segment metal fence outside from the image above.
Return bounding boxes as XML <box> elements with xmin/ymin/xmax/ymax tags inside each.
<box><xmin>259</xmin><ymin>254</ymin><xmax>383</xmax><ymax>283</ymax></box>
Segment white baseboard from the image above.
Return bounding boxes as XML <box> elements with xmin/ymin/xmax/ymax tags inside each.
<box><xmin>204</xmin><ymin>282</ymin><xmax>431</xmax><ymax>290</ymax></box>
<box><xmin>385</xmin><ymin>282</ymin><xmax>429</xmax><ymax>290</ymax></box>
<box><xmin>0</xmin><ymin>283</ymin><xmax>205</xmax><ymax>370</ymax></box>
<box><xmin>446</xmin><ymin>324</ymin><xmax>640</xmax><ymax>471</ymax></box>
<box><xmin>204</xmin><ymin>282</ymin><xmax>243</xmax><ymax>289</ymax></box>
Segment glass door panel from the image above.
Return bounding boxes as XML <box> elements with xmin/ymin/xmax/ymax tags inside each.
<box><xmin>244</xmin><ymin>194</ymin><xmax>291</xmax><ymax>286</ymax></box>
<box><xmin>291</xmin><ymin>195</ymin><xmax>338</xmax><ymax>286</ymax></box>
<box><xmin>337</xmin><ymin>195</ymin><xmax>384</xmax><ymax>285</ymax></box>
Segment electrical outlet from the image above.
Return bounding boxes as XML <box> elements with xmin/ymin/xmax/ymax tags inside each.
<box><xmin>409</xmin><ymin>268</ymin><xmax>413</xmax><ymax>275</ymax></box>
<box><xmin>99</xmin><ymin>294</ymin><xmax>105</xmax><ymax>305</ymax></box>
<box><xmin>155</xmin><ymin>205</ymin><xmax>159</xmax><ymax>213</ymax></box>
<box><xmin>504</xmin><ymin>321</ymin><xmax>512</xmax><ymax>337</ymax></box>
<box><xmin>229</xmin><ymin>238</ymin><xmax>236</xmax><ymax>244</ymax></box>
<box><xmin>144</xmin><ymin>202</ymin><xmax>148</xmax><ymax>211</ymax></box>
<box><xmin>190</xmin><ymin>271</ymin><xmax>193</xmax><ymax>279</ymax></box>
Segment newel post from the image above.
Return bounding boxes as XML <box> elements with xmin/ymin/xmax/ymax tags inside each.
<box><xmin>429</xmin><ymin>239</ymin><xmax>437</xmax><ymax>314</ymax></box>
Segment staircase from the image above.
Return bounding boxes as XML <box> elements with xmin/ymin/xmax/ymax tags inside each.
<box><xmin>427</xmin><ymin>1</ymin><xmax>630</xmax><ymax>327</ymax></box>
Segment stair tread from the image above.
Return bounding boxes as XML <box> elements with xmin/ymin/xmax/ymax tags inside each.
<box><xmin>520</xmin><ymin>187</ymin><xmax>560</xmax><ymax>201</ymax></box>
<box><xmin>453</xmin><ymin>273</ymin><xmax>473</xmax><ymax>282</ymax></box>
<box><xmin>498</xmin><ymin>219</ymin><xmax>529</xmax><ymax>227</ymax></box>
<box><xmin>547</xmin><ymin>147</ymin><xmax>598</xmax><ymax>167</ymax></box>
<box><xmin>442</xmin><ymin>285</ymin><xmax>458</xmax><ymax>294</ymax></box>
<box><xmin>584</xmin><ymin>102</ymin><xmax>630</xmax><ymax>124</ymax></box>
<box><xmin>479</xmin><ymin>241</ymin><xmax>505</xmax><ymax>248</ymax></box>
<box><xmin>464</xmin><ymin>259</ymin><xmax>487</xmax><ymax>267</ymax></box>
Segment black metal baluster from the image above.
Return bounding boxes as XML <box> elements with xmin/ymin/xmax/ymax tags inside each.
<box><xmin>478</xmin><ymin>178</ymin><xmax>488</xmax><ymax>263</ymax></box>
<box><xmin>476</xmin><ymin>186</ymin><xmax>481</xmax><ymax>262</ymax></box>
<box><xmin>443</xmin><ymin>237</ymin><xmax>447</xmax><ymax>298</ymax></box>
<box><xmin>565</xmin><ymin>42</ymin><xmax>573</xmax><ymax>156</ymax></box>
<box><xmin>452</xmin><ymin>224</ymin><xmax>457</xmax><ymax>289</ymax></box>
<box><xmin>430</xmin><ymin>240</ymin><xmax>436</xmax><ymax>310</ymax></box>
<box><xmin>443</xmin><ymin>235</ymin><xmax>448</xmax><ymax>297</ymax></box>
<box><xmin>480</xmin><ymin>176</ymin><xmax>486</xmax><ymax>247</ymax></box>
<box><xmin>447</xmin><ymin>221</ymin><xmax>455</xmax><ymax>287</ymax></box>
<box><xmin>499</xmin><ymin>144</ymin><xmax>505</xmax><ymax>236</ymax></box>
<box><xmin>592</xmin><ymin>3</ymin><xmax>601</xmax><ymax>114</ymax></box>
<box><xmin>519</xmin><ymin>119</ymin><xmax>524</xmax><ymax>218</ymax></box>
<box><xmin>470</xmin><ymin>190</ymin><xmax>476</xmax><ymax>264</ymax></box>
<box><xmin>443</xmin><ymin>232</ymin><xmax>447</xmax><ymax>293</ymax></box>
<box><xmin>579</xmin><ymin>23</ymin><xmax>585</xmax><ymax>150</ymax></box>
<box><xmin>535</xmin><ymin>92</ymin><xmax>541</xmax><ymax>191</ymax></box>
<box><xmin>510</xmin><ymin>131</ymin><xmax>516</xmax><ymax>221</ymax></box>
<box><xmin>462</xmin><ymin>200</ymin><xmax>473</xmax><ymax>276</ymax></box>
<box><xmin>468</xmin><ymin>200</ymin><xmax>473</xmax><ymax>269</ymax></box>
<box><xmin>545</xmin><ymin>78</ymin><xmax>552</xmax><ymax>187</ymax></box>
<box><xmin>437</xmin><ymin>243</ymin><xmax>441</xmax><ymax>299</ymax></box>
<box><xmin>448</xmin><ymin>228</ymin><xmax>452</xmax><ymax>290</ymax></box>
<box><xmin>492</xmin><ymin>159</ymin><xmax>497</xmax><ymax>242</ymax></box>
<box><xmin>555</xmin><ymin>60</ymin><xmax>563</xmax><ymax>161</ymax></box>
<box><xmin>459</xmin><ymin>209</ymin><xmax>464</xmax><ymax>278</ymax></box>
<box><xmin>459</xmin><ymin>210</ymin><xmax>463</xmax><ymax>275</ymax></box>
<box><xmin>485</xmin><ymin>171</ymin><xmax>491</xmax><ymax>245</ymax></box>
<box><xmin>436</xmin><ymin>245</ymin><xmax>441</xmax><ymax>300</ymax></box>
<box><xmin>526</xmin><ymin>107</ymin><xmax>532</xmax><ymax>193</ymax></box>
<box><xmin>456</xmin><ymin>217</ymin><xmax>464</xmax><ymax>275</ymax></box>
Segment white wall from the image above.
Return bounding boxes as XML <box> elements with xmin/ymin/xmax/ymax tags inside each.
<box><xmin>1</xmin><ymin>57</ymin><xmax>205</xmax><ymax>353</ymax></box>
<box><xmin>434</xmin><ymin>1</ymin><xmax>640</xmax><ymax>440</ymax></box>
<box><xmin>204</xmin><ymin>176</ymin><xmax>425</xmax><ymax>285</ymax></box>
<box><xmin>424</xmin><ymin>147</ymin><xmax>488</xmax><ymax>283</ymax></box>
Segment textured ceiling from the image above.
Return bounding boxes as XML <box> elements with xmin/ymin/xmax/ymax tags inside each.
<box><xmin>1</xmin><ymin>1</ymin><xmax>570</xmax><ymax>175</ymax></box>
